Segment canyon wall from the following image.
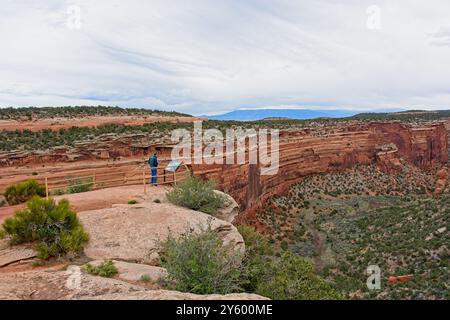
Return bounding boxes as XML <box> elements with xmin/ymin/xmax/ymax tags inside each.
<box><xmin>1</xmin><ymin>121</ymin><xmax>448</xmax><ymax>218</ymax></box>
<box><xmin>190</xmin><ymin>122</ymin><xmax>448</xmax><ymax>218</ymax></box>
<box><xmin>0</xmin><ymin>134</ymin><xmax>174</xmax><ymax>167</ymax></box>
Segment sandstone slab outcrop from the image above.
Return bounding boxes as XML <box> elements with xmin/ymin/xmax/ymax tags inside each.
<box><xmin>0</xmin><ymin>270</ymin><xmax>267</xmax><ymax>300</ymax></box>
<box><xmin>83</xmin><ymin>291</ymin><xmax>269</xmax><ymax>300</ymax></box>
<box><xmin>80</xmin><ymin>200</ymin><xmax>245</xmax><ymax>265</ymax></box>
<box><xmin>0</xmin><ymin>247</ymin><xmax>36</xmax><ymax>267</ymax></box>
<box><xmin>214</xmin><ymin>190</ymin><xmax>240</xmax><ymax>223</ymax></box>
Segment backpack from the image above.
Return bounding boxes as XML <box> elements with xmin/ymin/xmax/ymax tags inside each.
<box><xmin>149</xmin><ymin>155</ymin><xmax>157</xmax><ymax>167</ymax></box>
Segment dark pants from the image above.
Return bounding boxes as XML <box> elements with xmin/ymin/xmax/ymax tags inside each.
<box><xmin>151</xmin><ymin>168</ymin><xmax>158</xmax><ymax>186</ymax></box>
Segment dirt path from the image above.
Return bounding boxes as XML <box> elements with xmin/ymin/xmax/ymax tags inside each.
<box><xmin>312</xmin><ymin>228</ymin><xmax>325</xmax><ymax>273</ymax></box>
<box><xmin>303</xmin><ymin>208</ymin><xmax>325</xmax><ymax>273</ymax></box>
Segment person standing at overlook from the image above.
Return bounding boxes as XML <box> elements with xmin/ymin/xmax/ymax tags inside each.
<box><xmin>148</xmin><ymin>152</ymin><xmax>158</xmax><ymax>186</ymax></box>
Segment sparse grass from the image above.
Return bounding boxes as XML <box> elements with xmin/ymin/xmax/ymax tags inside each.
<box><xmin>67</xmin><ymin>177</ymin><xmax>93</xmax><ymax>194</ymax></box>
<box><xmin>84</xmin><ymin>260</ymin><xmax>118</xmax><ymax>278</ymax></box>
<box><xmin>140</xmin><ymin>274</ymin><xmax>151</xmax><ymax>282</ymax></box>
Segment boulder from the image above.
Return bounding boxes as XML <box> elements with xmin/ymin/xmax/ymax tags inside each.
<box><xmin>375</xmin><ymin>144</ymin><xmax>402</xmax><ymax>173</ymax></box>
<box><xmin>0</xmin><ymin>270</ymin><xmax>268</xmax><ymax>300</ymax></box>
<box><xmin>435</xmin><ymin>167</ymin><xmax>447</xmax><ymax>194</ymax></box>
<box><xmin>0</xmin><ymin>238</ymin><xmax>10</xmax><ymax>250</ymax></box>
<box><xmin>79</xmin><ymin>200</ymin><xmax>244</xmax><ymax>265</ymax></box>
<box><xmin>85</xmin><ymin>260</ymin><xmax>167</xmax><ymax>282</ymax></box>
<box><xmin>214</xmin><ymin>190</ymin><xmax>240</xmax><ymax>223</ymax></box>
<box><xmin>0</xmin><ymin>247</ymin><xmax>36</xmax><ymax>267</ymax></box>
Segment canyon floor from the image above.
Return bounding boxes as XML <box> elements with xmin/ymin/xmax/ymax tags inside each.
<box><xmin>252</xmin><ymin>163</ymin><xmax>449</xmax><ymax>299</ymax></box>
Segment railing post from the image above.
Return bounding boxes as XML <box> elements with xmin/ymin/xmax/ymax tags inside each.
<box><xmin>143</xmin><ymin>166</ymin><xmax>147</xmax><ymax>194</ymax></box>
<box><xmin>45</xmin><ymin>176</ymin><xmax>49</xmax><ymax>199</ymax></box>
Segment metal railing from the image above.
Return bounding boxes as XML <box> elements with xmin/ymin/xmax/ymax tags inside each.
<box><xmin>40</xmin><ymin>161</ymin><xmax>191</xmax><ymax>199</ymax></box>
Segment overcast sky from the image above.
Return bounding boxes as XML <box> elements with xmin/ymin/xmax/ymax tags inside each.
<box><xmin>1</xmin><ymin>0</ymin><xmax>450</xmax><ymax>115</ymax></box>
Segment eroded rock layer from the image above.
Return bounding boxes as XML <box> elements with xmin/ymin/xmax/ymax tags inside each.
<box><xmin>190</xmin><ymin>122</ymin><xmax>448</xmax><ymax>217</ymax></box>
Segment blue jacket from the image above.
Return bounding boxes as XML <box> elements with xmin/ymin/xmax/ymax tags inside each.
<box><xmin>149</xmin><ymin>155</ymin><xmax>158</xmax><ymax>168</ymax></box>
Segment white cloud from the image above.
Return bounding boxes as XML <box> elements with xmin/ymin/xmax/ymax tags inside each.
<box><xmin>0</xmin><ymin>0</ymin><xmax>449</xmax><ymax>114</ymax></box>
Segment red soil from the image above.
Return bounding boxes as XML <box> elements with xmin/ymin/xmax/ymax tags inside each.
<box><xmin>0</xmin><ymin>115</ymin><xmax>200</xmax><ymax>132</ymax></box>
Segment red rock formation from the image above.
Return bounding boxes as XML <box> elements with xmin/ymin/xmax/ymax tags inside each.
<box><xmin>375</xmin><ymin>144</ymin><xmax>402</xmax><ymax>173</ymax></box>
<box><xmin>0</xmin><ymin>134</ymin><xmax>175</xmax><ymax>167</ymax></box>
<box><xmin>388</xmin><ymin>275</ymin><xmax>413</xmax><ymax>285</ymax></box>
<box><xmin>190</xmin><ymin>122</ymin><xmax>448</xmax><ymax>218</ymax></box>
<box><xmin>435</xmin><ymin>167</ymin><xmax>448</xmax><ymax>195</ymax></box>
<box><xmin>1</xmin><ymin>121</ymin><xmax>447</xmax><ymax>218</ymax></box>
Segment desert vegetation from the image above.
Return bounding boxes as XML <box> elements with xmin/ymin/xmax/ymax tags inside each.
<box><xmin>4</xmin><ymin>180</ymin><xmax>46</xmax><ymax>205</ymax></box>
<box><xmin>325</xmin><ymin>196</ymin><xmax>449</xmax><ymax>299</ymax></box>
<box><xmin>254</xmin><ymin>164</ymin><xmax>449</xmax><ymax>299</ymax></box>
<box><xmin>159</xmin><ymin>222</ymin><xmax>341</xmax><ymax>299</ymax></box>
<box><xmin>0</xmin><ymin>106</ymin><xmax>191</xmax><ymax>121</ymax></box>
<box><xmin>160</xmin><ymin>222</ymin><xmax>241</xmax><ymax>295</ymax></box>
<box><xmin>84</xmin><ymin>260</ymin><xmax>119</xmax><ymax>278</ymax></box>
<box><xmin>0</xmin><ymin>197</ymin><xmax>89</xmax><ymax>259</ymax></box>
<box><xmin>167</xmin><ymin>175</ymin><xmax>226</xmax><ymax>215</ymax></box>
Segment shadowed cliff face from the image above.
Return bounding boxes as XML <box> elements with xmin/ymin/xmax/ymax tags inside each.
<box><xmin>370</xmin><ymin>122</ymin><xmax>448</xmax><ymax>167</ymax></box>
<box><xmin>191</xmin><ymin>122</ymin><xmax>448</xmax><ymax>218</ymax></box>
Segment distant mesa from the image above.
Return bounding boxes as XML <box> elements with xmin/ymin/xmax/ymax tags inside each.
<box><xmin>201</xmin><ymin>109</ymin><xmax>358</xmax><ymax>121</ymax></box>
<box><xmin>261</xmin><ymin>117</ymin><xmax>291</xmax><ymax>121</ymax></box>
<box><xmin>200</xmin><ymin>108</ymin><xmax>404</xmax><ymax>121</ymax></box>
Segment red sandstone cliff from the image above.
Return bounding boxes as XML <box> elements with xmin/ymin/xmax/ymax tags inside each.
<box><xmin>191</xmin><ymin>122</ymin><xmax>448</xmax><ymax>217</ymax></box>
<box><xmin>1</xmin><ymin>121</ymin><xmax>447</xmax><ymax>217</ymax></box>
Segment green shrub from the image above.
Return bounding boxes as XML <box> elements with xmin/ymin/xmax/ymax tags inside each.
<box><xmin>167</xmin><ymin>175</ymin><xmax>225</xmax><ymax>214</ymax></box>
<box><xmin>160</xmin><ymin>221</ymin><xmax>241</xmax><ymax>295</ymax></box>
<box><xmin>237</xmin><ymin>225</ymin><xmax>275</xmax><ymax>292</ymax></box>
<box><xmin>84</xmin><ymin>260</ymin><xmax>118</xmax><ymax>278</ymax></box>
<box><xmin>238</xmin><ymin>224</ymin><xmax>341</xmax><ymax>300</ymax></box>
<box><xmin>0</xmin><ymin>196</ymin><xmax>89</xmax><ymax>259</ymax></box>
<box><xmin>256</xmin><ymin>251</ymin><xmax>342</xmax><ymax>300</ymax></box>
<box><xmin>153</xmin><ymin>198</ymin><xmax>161</xmax><ymax>203</ymax></box>
<box><xmin>67</xmin><ymin>177</ymin><xmax>93</xmax><ymax>194</ymax></box>
<box><xmin>128</xmin><ymin>199</ymin><xmax>138</xmax><ymax>205</ymax></box>
<box><xmin>51</xmin><ymin>188</ymin><xmax>66</xmax><ymax>196</ymax></box>
<box><xmin>4</xmin><ymin>180</ymin><xmax>46</xmax><ymax>205</ymax></box>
